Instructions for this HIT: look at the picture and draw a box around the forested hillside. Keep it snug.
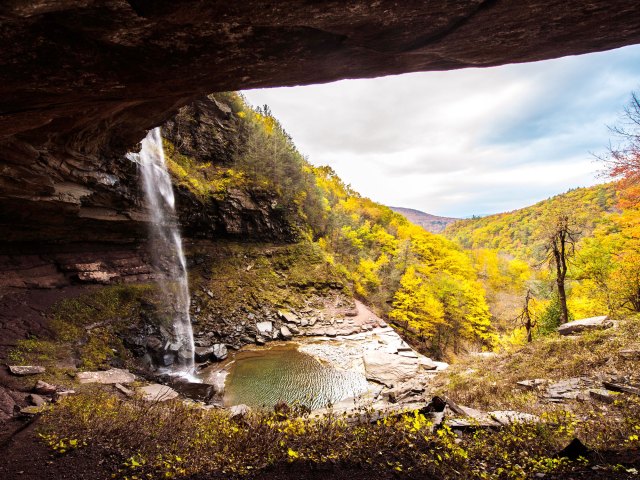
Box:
[388,207,458,233]
[163,92,496,357]
[445,184,617,260]
[443,177,639,344]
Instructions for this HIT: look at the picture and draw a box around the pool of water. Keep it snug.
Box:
[223,343,369,410]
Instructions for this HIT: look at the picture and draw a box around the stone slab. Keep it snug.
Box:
[76,368,135,384]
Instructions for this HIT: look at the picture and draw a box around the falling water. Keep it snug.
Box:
[127,127,196,379]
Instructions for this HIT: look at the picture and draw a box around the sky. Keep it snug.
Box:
[243,44,640,218]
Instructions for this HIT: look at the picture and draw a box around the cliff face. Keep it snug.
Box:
[0,95,296,297]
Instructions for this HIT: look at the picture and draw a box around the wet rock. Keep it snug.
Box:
[34,380,57,395]
[145,336,164,352]
[171,382,216,403]
[8,365,46,376]
[557,316,613,335]
[280,325,293,340]
[212,344,228,361]
[195,346,214,362]
[162,353,176,367]
[256,321,273,336]
[194,338,213,348]
[255,336,266,346]
[77,368,135,384]
[363,350,419,387]
[138,384,179,402]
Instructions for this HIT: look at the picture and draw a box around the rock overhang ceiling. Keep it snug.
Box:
[2,0,640,156]
[1,0,640,245]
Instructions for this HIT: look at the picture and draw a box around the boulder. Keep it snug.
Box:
[8,365,46,376]
[326,327,337,338]
[256,321,273,336]
[280,325,293,340]
[363,350,419,387]
[161,353,176,367]
[138,384,179,402]
[212,344,228,361]
[195,346,214,362]
[76,368,135,384]
[557,316,613,336]
[145,336,164,352]
[194,338,213,348]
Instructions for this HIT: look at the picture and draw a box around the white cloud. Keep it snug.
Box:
[243,44,640,217]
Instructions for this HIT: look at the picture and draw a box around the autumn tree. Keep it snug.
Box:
[599,90,640,313]
[603,91,640,207]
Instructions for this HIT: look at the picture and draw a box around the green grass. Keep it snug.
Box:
[39,392,617,480]
[9,284,155,372]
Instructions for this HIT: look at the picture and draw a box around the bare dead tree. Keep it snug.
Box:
[542,210,580,324]
[515,289,536,342]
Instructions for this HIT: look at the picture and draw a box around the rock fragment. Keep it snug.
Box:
[138,384,179,402]
[8,366,45,376]
[76,368,135,384]
[34,380,57,395]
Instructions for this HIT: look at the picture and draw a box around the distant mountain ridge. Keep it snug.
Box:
[389,207,458,233]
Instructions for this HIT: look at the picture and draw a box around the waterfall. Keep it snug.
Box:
[128,127,196,380]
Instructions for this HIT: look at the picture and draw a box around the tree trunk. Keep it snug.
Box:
[557,277,569,324]
[553,239,569,324]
